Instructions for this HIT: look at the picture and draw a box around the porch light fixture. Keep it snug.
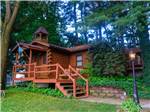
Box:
[129,50,140,104]
[129,51,136,60]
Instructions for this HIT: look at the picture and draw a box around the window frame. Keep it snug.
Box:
[76,54,83,67]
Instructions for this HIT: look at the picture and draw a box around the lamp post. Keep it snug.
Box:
[129,51,140,104]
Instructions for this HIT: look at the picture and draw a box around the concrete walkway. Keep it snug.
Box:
[80,96,150,110]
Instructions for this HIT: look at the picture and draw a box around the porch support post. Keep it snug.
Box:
[16,52,18,64]
[28,49,32,78]
[12,66,16,86]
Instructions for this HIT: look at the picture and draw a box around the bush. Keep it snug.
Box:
[121,98,141,112]
[80,63,94,76]
[90,42,126,76]
[77,76,150,99]
[13,82,64,97]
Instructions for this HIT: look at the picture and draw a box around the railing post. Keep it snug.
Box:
[28,64,30,78]
[73,80,76,97]
[56,63,59,81]
[86,81,89,97]
[12,66,15,86]
[34,63,36,80]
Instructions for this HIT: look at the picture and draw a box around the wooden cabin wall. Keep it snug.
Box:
[69,50,88,69]
[51,49,69,68]
[32,51,47,65]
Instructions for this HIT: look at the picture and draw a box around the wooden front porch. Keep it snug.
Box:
[12,63,89,98]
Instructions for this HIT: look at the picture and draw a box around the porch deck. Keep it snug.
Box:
[12,63,89,98]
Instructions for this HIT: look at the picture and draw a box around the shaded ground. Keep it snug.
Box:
[1,88,116,112]
[80,96,150,111]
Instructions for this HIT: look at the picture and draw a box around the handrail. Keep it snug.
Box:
[13,63,36,79]
[69,65,89,97]
[69,65,88,82]
[14,63,35,67]
[57,63,76,97]
[35,64,57,68]
[57,64,75,81]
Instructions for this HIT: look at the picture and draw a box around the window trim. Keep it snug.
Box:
[76,54,83,67]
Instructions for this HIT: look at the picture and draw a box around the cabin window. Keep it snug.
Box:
[76,55,83,67]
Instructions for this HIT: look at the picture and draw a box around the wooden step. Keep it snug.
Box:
[57,79,72,83]
[71,74,78,77]
[63,85,73,89]
[68,91,86,96]
[60,83,73,85]
[76,91,85,95]
[59,74,67,77]
[66,88,82,93]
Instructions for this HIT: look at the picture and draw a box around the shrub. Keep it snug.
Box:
[77,76,150,99]
[90,42,126,76]
[14,82,64,97]
[121,98,141,112]
[80,63,94,76]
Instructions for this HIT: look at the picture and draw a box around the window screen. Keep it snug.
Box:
[76,55,83,67]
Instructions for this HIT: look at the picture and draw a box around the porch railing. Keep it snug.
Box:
[13,63,89,97]
[68,65,89,97]
[13,63,36,80]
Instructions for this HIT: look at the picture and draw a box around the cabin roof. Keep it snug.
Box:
[66,45,91,52]
[31,41,91,53]
[124,48,141,54]
[34,26,48,35]
[12,43,47,52]
[12,41,91,53]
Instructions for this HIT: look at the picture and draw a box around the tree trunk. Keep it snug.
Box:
[1,1,19,90]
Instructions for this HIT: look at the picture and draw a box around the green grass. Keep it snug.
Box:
[1,88,116,112]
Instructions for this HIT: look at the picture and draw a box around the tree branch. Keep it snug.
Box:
[5,1,11,24]
[8,1,20,29]
[2,1,11,38]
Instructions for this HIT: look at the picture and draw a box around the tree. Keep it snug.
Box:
[1,1,20,90]
[86,1,150,83]
[91,42,125,76]
[10,1,60,47]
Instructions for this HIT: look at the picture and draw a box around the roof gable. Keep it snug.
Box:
[34,27,48,35]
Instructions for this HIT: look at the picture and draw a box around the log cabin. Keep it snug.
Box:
[12,27,144,98]
[12,27,90,98]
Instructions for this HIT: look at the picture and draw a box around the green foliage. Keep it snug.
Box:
[13,82,64,97]
[91,42,126,76]
[80,63,94,76]
[121,99,141,112]
[9,1,61,48]
[78,76,150,99]
[86,2,150,85]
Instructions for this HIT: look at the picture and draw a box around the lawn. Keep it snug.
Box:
[1,88,116,112]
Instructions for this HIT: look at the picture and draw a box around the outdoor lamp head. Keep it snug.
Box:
[129,51,136,60]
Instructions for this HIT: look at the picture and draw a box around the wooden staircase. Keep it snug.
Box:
[56,64,88,98]
[60,83,86,97]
